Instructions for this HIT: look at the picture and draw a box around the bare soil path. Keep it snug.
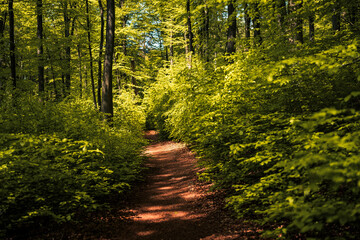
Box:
[70,131,262,240]
[109,131,261,240]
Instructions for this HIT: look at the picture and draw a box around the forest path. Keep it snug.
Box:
[76,131,261,239]
[110,131,260,240]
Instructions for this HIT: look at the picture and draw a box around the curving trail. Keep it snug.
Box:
[112,131,260,240]
[71,131,261,240]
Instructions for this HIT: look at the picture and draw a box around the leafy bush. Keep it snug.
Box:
[145,38,360,238]
[0,92,146,237]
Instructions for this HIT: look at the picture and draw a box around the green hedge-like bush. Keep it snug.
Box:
[145,39,360,238]
[0,91,146,238]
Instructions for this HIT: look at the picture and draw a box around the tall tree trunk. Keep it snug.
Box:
[276,0,286,28]
[169,30,174,65]
[165,45,169,61]
[309,14,315,41]
[47,50,59,100]
[131,59,137,95]
[63,0,71,96]
[186,0,194,53]
[332,0,341,31]
[77,45,83,98]
[204,4,210,61]
[101,0,115,120]
[9,0,16,89]
[37,0,44,94]
[289,0,303,44]
[1,10,7,95]
[226,0,236,54]
[253,3,262,45]
[98,0,105,110]
[244,3,250,39]
[86,0,97,107]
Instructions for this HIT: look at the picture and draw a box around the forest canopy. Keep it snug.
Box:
[1,0,360,238]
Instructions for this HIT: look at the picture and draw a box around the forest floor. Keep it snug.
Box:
[41,131,263,239]
[76,130,263,240]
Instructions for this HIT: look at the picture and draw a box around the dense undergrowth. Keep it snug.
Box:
[145,37,360,239]
[0,91,146,238]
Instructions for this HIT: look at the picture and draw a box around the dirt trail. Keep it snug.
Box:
[111,131,260,240]
[70,131,261,240]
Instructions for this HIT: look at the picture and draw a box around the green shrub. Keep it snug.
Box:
[0,91,146,237]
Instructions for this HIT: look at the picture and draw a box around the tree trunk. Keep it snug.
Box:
[289,0,303,44]
[309,14,315,41]
[86,0,97,107]
[101,0,115,120]
[253,3,262,45]
[63,0,71,96]
[226,0,236,54]
[1,9,7,95]
[170,30,174,65]
[47,50,59,100]
[244,3,250,39]
[131,59,137,95]
[332,0,341,31]
[186,0,194,53]
[77,45,83,98]
[9,0,16,89]
[276,0,286,28]
[37,0,44,94]
[97,0,105,110]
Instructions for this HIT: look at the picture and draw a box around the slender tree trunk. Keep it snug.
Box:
[77,45,83,98]
[253,3,262,45]
[289,0,303,44]
[37,0,44,94]
[61,73,65,96]
[9,0,16,89]
[98,0,105,110]
[1,10,7,95]
[131,59,137,95]
[296,1,303,43]
[63,1,71,96]
[244,3,250,39]
[226,0,236,54]
[276,0,286,28]
[204,4,210,61]
[47,50,59,100]
[165,45,169,61]
[309,14,315,41]
[85,0,97,107]
[101,0,115,120]
[186,0,194,53]
[332,0,341,31]
[170,30,174,65]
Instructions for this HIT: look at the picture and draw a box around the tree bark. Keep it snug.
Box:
[37,0,44,94]
[244,3,250,39]
[101,0,115,120]
[332,0,341,31]
[63,0,71,96]
[9,0,16,89]
[289,0,303,44]
[98,0,105,110]
[253,3,262,45]
[309,14,315,41]
[86,0,97,107]
[170,29,174,65]
[131,59,137,95]
[1,9,7,95]
[186,0,194,53]
[226,0,236,54]
[77,45,83,98]
[276,0,286,28]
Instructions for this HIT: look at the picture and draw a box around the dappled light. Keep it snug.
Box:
[1,0,359,239]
